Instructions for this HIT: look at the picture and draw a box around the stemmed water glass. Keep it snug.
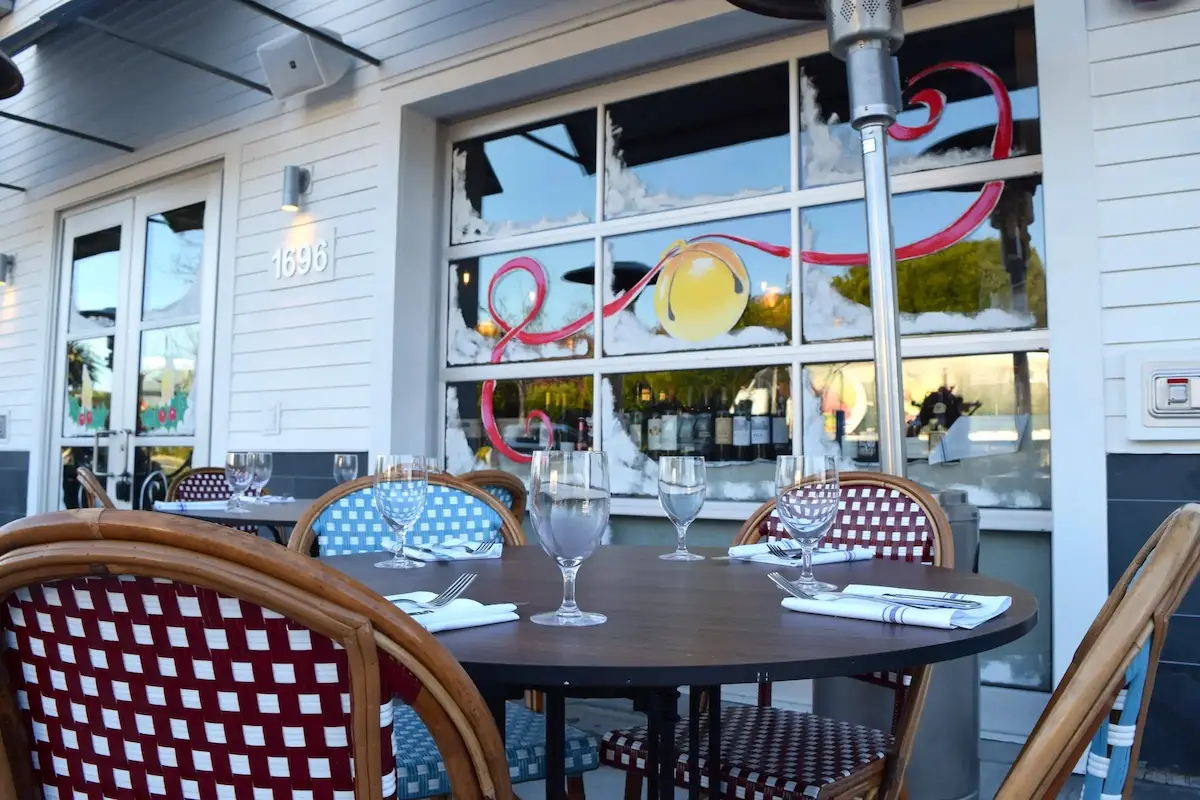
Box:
[657,456,706,561]
[774,455,840,592]
[248,452,273,502]
[373,455,429,570]
[224,452,253,513]
[529,450,610,627]
[333,454,359,484]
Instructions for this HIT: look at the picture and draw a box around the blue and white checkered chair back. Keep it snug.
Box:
[312,484,507,557]
[482,485,515,510]
[1082,642,1151,799]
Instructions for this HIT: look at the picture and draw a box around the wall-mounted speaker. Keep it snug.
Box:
[257,27,351,100]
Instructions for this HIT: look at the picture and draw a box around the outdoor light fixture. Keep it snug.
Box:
[281,165,311,212]
[727,0,920,477]
[0,254,14,286]
[0,50,23,100]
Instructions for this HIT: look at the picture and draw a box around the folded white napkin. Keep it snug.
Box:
[384,538,504,562]
[153,500,231,512]
[781,584,1012,630]
[257,496,295,504]
[385,592,518,633]
[729,540,875,567]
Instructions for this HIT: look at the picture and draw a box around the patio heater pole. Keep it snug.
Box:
[826,2,908,477]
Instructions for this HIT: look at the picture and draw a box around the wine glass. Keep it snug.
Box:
[248,452,273,502]
[774,455,840,592]
[224,452,253,513]
[657,456,706,561]
[373,455,429,570]
[333,454,359,484]
[529,450,610,627]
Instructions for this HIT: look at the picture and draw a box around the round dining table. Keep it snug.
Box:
[323,546,1038,800]
[157,499,317,528]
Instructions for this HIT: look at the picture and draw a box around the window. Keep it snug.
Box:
[441,9,1045,511]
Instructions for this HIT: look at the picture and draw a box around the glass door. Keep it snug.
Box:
[52,173,221,510]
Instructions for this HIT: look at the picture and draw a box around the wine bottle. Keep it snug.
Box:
[660,391,679,457]
[772,386,790,457]
[559,397,575,452]
[678,390,696,456]
[577,415,589,451]
[732,398,752,461]
[693,389,714,459]
[714,389,734,461]
[751,394,772,461]
[628,390,646,452]
[646,393,663,459]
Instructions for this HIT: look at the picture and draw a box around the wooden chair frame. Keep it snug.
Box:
[0,508,514,800]
[456,470,528,520]
[996,503,1200,798]
[724,472,954,800]
[75,465,115,509]
[289,472,527,555]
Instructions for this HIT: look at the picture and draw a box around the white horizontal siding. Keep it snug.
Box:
[1086,0,1200,453]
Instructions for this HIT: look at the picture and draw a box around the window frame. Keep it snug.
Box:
[437,6,1048,528]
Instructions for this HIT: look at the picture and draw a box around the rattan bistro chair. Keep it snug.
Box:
[602,472,952,800]
[457,470,528,520]
[0,508,513,800]
[75,466,115,509]
[290,473,598,799]
[995,504,1200,798]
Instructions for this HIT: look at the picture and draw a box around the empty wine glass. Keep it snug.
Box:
[333,454,358,484]
[657,456,706,561]
[224,452,253,514]
[248,452,273,502]
[774,455,840,592]
[530,450,610,627]
[373,455,429,570]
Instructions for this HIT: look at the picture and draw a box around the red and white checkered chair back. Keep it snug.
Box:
[3,575,398,798]
[168,467,261,503]
[743,472,951,568]
[0,509,516,800]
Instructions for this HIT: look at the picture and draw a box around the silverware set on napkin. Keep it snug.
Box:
[766,571,982,610]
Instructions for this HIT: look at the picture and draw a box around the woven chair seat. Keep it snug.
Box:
[394,699,598,798]
[601,706,893,799]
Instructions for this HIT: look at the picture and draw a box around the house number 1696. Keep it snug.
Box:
[272,240,330,278]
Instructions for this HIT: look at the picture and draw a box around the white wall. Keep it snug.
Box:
[1087,0,1200,453]
[0,0,668,513]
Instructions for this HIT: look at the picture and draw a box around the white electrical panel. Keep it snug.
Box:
[1125,351,1200,441]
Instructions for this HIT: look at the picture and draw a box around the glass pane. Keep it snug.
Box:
[799,9,1039,187]
[448,240,595,365]
[61,446,108,510]
[602,366,792,500]
[605,64,790,219]
[137,325,199,436]
[63,336,114,437]
[603,213,792,356]
[133,446,193,510]
[802,179,1045,342]
[446,376,594,479]
[451,109,596,244]
[69,227,121,333]
[802,353,1050,509]
[979,530,1052,691]
[143,202,205,321]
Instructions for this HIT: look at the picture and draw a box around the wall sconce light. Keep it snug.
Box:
[281,165,311,212]
[0,254,13,286]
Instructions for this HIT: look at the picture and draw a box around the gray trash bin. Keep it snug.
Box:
[812,488,981,800]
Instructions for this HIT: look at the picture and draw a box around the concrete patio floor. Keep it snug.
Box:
[506,698,1200,799]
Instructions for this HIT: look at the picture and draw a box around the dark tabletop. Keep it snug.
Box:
[323,546,1038,688]
[158,499,317,527]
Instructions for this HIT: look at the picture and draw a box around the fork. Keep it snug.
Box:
[466,538,499,555]
[387,573,477,610]
[766,543,805,560]
[766,572,976,610]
